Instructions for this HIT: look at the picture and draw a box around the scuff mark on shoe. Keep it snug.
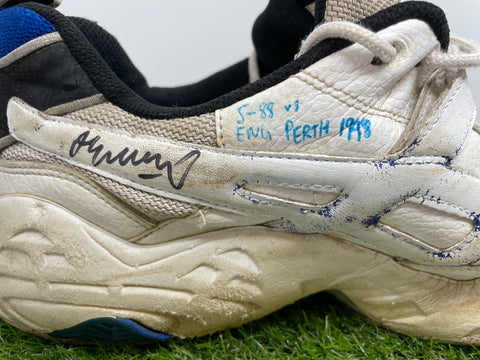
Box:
[362,214,382,228]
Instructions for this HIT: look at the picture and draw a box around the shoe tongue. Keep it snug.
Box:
[252,0,400,77]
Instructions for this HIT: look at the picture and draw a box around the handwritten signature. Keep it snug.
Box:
[69,131,201,190]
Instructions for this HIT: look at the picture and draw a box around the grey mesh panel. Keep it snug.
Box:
[65,103,218,147]
[0,143,199,221]
[325,0,400,22]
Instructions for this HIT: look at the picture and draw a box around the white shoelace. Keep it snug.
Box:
[297,21,480,69]
[248,21,480,83]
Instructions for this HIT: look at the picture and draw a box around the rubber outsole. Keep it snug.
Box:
[2,190,480,344]
[49,317,171,343]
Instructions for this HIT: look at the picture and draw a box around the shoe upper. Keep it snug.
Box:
[1,0,480,280]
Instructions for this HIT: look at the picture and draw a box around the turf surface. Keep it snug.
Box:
[0,293,478,359]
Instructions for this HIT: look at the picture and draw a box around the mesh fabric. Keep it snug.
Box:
[324,0,401,23]
[65,102,218,147]
[0,143,199,221]
[0,7,55,58]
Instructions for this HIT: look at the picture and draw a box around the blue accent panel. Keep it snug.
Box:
[49,317,172,343]
[0,7,55,58]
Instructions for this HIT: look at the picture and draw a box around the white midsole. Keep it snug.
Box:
[1,191,480,344]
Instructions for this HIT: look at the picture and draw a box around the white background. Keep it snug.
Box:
[59,0,479,117]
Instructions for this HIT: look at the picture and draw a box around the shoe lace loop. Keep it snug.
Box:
[298,21,480,70]
[297,21,397,63]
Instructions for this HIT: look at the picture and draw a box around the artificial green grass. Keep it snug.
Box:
[0,293,478,360]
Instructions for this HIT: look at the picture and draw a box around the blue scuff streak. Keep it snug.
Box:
[470,212,480,232]
[318,209,332,218]
[363,214,382,228]
[433,253,453,260]
[374,161,396,170]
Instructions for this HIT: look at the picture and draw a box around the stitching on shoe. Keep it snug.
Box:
[0,162,154,226]
[456,106,478,156]
[385,194,475,221]
[413,78,464,148]
[234,181,342,207]
[405,78,465,155]
[216,110,225,148]
[297,70,410,124]
[17,109,451,165]
[15,101,461,165]
[414,196,474,219]
[244,180,341,192]
[1,143,200,219]
[374,195,479,253]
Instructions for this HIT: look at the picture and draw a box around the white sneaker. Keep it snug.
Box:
[0,0,479,344]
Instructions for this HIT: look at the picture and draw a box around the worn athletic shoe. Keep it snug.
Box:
[0,0,479,344]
